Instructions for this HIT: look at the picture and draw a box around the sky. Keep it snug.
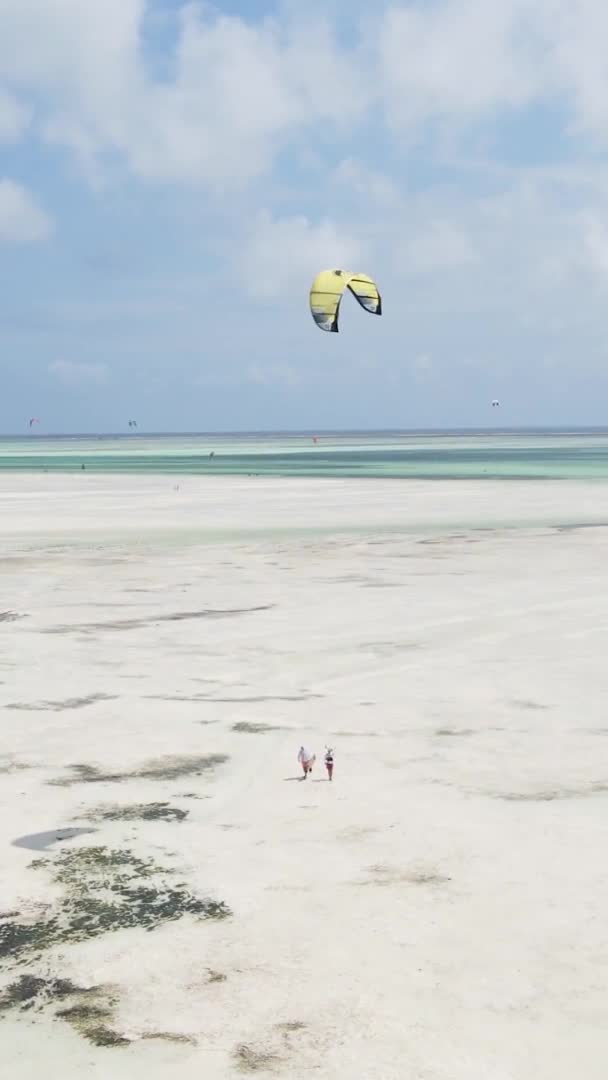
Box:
[2,0,608,433]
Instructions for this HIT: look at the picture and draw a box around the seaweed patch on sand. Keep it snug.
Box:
[0,845,230,963]
[495,782,608,801]
[140,1032,195,1045]
[85,802,188,823]
[208,694,322,703]
[509,699,550,711]
[6,693,117,712]
[146,694,218,703]
[233,1022,305,1074]
[358,863,451,887]
[435,728,476,738]
[49,753,229,787]
[231,722,284,734]
[234,1043,282,1073]
[0,757,29,775]
[334,730,380,738]
[206,969,227,983]
[44,605,275,634]
[148,693,319,704]
[0,975,128,1047]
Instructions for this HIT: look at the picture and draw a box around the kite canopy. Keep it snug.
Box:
[309,269,382,333]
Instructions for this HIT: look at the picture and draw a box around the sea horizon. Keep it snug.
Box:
[4,424,608,439]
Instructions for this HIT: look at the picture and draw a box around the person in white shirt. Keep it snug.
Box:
[297,745,315,778]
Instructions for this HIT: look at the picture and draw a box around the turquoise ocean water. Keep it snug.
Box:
[2,430,608,479]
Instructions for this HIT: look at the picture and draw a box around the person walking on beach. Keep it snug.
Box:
[324,746,334,781]
[298,745,315,778]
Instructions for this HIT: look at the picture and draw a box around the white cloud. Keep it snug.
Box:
[580,213,608,279]
[48,360,109,387]
[373,0,608,149]
[0,87,30,142]
[0,179,52,243]
[238,211,362,299]
[0,1,368,187]
[0,0,144,177]
[125,10,367,186]
[3,0,608,189]
[377,0,542,130]
[537,0,608,141]
[405,220,478,274]
[331,159,402,207]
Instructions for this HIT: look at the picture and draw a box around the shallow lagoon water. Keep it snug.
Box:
[3,429,608,479]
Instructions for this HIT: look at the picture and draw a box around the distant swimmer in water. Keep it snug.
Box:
[324,746,334,781]
[297,745,315,779]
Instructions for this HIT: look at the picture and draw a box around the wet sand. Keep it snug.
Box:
[1,474,608,1078]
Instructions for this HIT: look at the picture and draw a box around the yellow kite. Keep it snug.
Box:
[309,269,382,333]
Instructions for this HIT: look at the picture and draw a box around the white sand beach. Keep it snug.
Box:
[2,474,608,1078]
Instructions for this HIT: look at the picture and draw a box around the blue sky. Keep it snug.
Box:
[2,0,608,433]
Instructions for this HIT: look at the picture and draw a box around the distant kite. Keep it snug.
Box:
[491,400,500,408]
[128,419,138,429]
[309,269,382,333]
[29,417,40,428]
